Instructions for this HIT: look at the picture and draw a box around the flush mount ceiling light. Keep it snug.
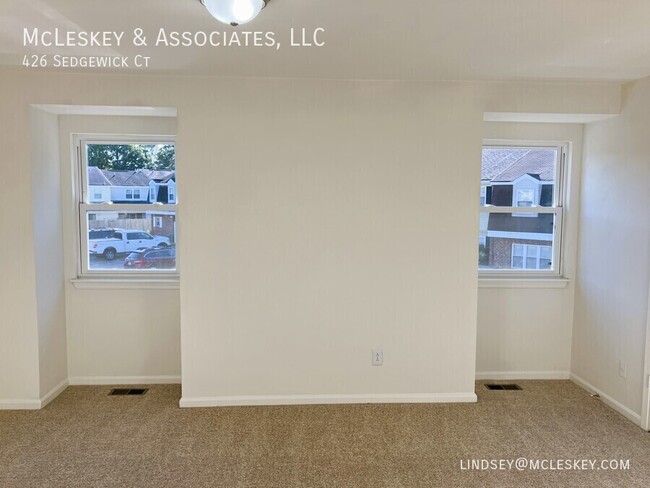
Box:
[200,0,268,26]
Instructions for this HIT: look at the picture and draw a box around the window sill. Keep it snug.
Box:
[478,277,569,289]
[70,278,180,290]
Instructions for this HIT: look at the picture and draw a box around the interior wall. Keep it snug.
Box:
[57,115,181,383]
[29,107,68,399]
[0,83,41,406]
[179,80,484,405]
[572,76,650,422]
[476,122,584,378]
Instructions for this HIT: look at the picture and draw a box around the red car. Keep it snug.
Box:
[124,247,176,269]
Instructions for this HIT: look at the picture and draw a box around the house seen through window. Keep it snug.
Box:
[479,144,565,274]
[77,137,177,274]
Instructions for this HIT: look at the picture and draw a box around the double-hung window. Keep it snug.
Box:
[479,142,566,276]
[75,135,177,277]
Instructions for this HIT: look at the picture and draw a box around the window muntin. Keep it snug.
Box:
[479,143,565,276]
[76,136,177,276]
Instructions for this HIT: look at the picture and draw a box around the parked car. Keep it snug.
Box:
[124,247,176,269]
[89,229,171,260]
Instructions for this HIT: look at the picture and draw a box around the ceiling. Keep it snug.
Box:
[2,0,650,82]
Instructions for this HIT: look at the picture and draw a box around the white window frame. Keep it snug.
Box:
[74,134,178,279]
[480,185,487,206]
[480,140,567,278]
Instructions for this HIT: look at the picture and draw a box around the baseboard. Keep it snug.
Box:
[570,373,641,426]
[179,392,478,408]
[476,371,570,380]
[0,399,41,410]
[68,375,181,385]
[40,378,69,408]
[1,376,179,410]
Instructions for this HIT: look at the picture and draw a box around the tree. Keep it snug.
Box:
[88,144,152,170]
[154,144,175,170]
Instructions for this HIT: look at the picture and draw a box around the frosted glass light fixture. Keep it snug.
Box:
[200,0,267,26]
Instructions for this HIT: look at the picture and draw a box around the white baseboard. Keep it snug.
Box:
[1,376,179,410]
[0,399,41,410]
[40,378,69,408]
[570,373,641,426]
[179,392,478,408]
[476,371,570,380]
[68,375,181,385]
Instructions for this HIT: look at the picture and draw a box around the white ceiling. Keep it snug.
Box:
[2,0,650,82]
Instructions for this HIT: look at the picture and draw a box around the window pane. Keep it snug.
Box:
[517,189,534,207]
[86,210,176,271]
[481,147,557,208]
[479,211,556,271]
[526,245,538,255]
[539,245,552,269]
[86,143,176,204]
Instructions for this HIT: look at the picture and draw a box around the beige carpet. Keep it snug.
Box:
[1,381,649,487]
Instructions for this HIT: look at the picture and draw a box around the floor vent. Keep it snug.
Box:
[485,384,522,391]
[109,388,149,396]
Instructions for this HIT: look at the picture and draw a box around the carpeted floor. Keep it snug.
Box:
[1,381,649,487]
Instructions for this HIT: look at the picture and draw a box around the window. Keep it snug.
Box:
[512,244,552,270]
[76,136,177,276]
[169,187,175,203]
[515,189,534,207]
[479,142,566,276]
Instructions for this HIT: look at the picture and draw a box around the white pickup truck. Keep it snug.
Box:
[89,229,171,260]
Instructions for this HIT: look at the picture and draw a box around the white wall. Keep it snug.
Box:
[29,107,68,401]
[0,90,41,407]
[572,76,650,422]
[0,70,621,407]
[57,115,181,383]
[179,80,483,405]
[477,122,584,379]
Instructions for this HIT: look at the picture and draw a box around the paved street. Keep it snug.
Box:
[89,254,129,270]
